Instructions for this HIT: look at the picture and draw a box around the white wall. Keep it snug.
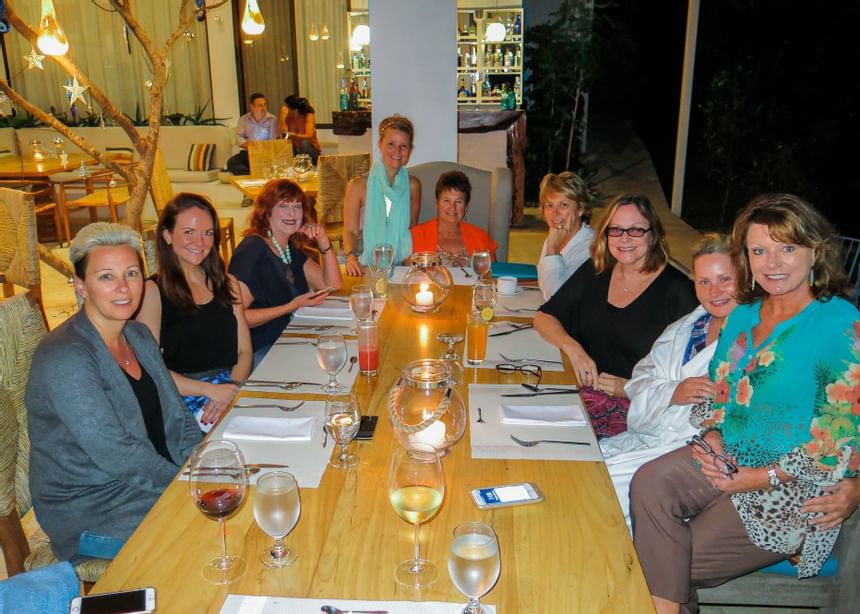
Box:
[369,0,458,164]
[207,1,241,128]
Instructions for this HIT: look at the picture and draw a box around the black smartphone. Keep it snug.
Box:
[355,415,378,440]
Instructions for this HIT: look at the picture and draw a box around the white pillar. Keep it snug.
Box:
[369,0,458,164]
[206,1,241,128]
[671,0,700,216]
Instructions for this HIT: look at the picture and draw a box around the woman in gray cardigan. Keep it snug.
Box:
[26,223,201,563]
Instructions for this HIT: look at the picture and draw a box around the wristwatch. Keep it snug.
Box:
[767,465,781,490]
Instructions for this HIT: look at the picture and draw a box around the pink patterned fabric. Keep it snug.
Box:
[580,386,630,438]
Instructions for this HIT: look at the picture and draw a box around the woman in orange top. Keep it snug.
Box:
[279,95,322,164]
[410,171,497,266]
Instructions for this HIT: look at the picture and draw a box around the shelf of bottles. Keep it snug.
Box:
[457,9,523,108]
[343,11,372,110]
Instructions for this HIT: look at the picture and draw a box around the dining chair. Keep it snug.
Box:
[0,187,49,327]
[248,139,293,177]
[840,235,859,305]
[0,293,108,585]
[316,153,371,246]
[0,180,63,246]
[144,148,236,264]
[54,167,132,246]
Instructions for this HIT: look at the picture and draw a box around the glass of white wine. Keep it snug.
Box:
[388,443,445,588]
[253,471,301,567]
[349,284,374,322]
[470,250,492,280]
[472,279,497,316]
[326,393,361,468]
[448,522,501,614]
[316,333,347,394]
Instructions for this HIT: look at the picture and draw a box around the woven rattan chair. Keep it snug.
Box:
[316,153,371,246]
[248,139,293,177]
[0,187,48,327]
[54,168,132,244]
[0,293,108,584]
[144,149,236,264]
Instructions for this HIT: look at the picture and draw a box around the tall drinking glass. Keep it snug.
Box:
[470,250,491,280]
[465,312,489,366]
[349,284,374,322]
[373,243,394,272]
[448,522,501,614]
[316,333,348,393]
[254,471,301,567]
[188,440,248,584]
[388,443,445,588]
[325,393,361,468]
[472,279,497,321]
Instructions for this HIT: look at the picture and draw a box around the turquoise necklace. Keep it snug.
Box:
[268,229,292,266]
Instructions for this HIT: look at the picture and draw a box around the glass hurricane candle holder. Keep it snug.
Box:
[388,359,466,457]
[402,252,454,313]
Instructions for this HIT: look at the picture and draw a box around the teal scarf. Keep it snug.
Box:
[361,161,412,265]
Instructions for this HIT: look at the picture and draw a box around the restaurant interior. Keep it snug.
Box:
[0,1,857,613]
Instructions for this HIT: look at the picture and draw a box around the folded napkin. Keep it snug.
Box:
[223,416,315,441]
[500,404,587,426]
[238,178,268,187]
[293,305,354,320]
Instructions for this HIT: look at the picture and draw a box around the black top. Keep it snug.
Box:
[539,259,698,379]
[155,275,238,375]
[123,364,173,462]
[228,234,309,351]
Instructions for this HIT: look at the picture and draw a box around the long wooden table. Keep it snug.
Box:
[228,173,320,200]
[92,283,652,612]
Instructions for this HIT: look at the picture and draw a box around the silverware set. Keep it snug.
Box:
[499,352,562,365]
[500,305,538,313]
[231,401,306,413]
[488,322,534,337]
[510,434,590,447]
[243,380,322,390]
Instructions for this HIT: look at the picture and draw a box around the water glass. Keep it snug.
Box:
[254,471,300,567]
[465,312,489,366]
[470,250,492,280]
[370,268,389,298]
[373,243,394,272]
[448,522,501,614]
[325,393,361,468]
[357,321,379,376]
[316,333,347,393]
[472,279,497,315]
[349,284,374,322]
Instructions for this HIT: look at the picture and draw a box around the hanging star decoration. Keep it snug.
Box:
[24,47,45,70]
[63,74,90,108]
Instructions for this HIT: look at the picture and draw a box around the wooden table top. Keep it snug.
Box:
[92,282,652,612]
[228,173,320,200]
[0,154,92,178]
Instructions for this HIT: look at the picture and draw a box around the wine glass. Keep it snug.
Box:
[292,153,312,177]
[472,279,497,318]
[388,443,445,588]
[436,331,465,385]
[470,250,491,280]
[188,439,248,584]
[316,333,348,394]
[325,393,361,468]
[448,522,501,614]
[373,243,394,273]
[254,471,301,567]
[349,284,374,322]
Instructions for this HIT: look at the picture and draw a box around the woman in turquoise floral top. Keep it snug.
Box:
[630,194,860,614]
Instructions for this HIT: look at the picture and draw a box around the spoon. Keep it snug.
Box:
[348,355,358,373]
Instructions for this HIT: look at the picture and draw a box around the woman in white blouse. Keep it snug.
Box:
[537,172,595,301]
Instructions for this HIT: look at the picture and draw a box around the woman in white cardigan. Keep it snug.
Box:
[536,172,595,301]
[600,234,737,528]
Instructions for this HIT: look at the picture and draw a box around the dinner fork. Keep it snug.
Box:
[501,304,538,313]
[243,380,321,390]
[499,353,563,366]
[460,267,473,278]
[232,401,306,412]
[510,434,590,447]
[275,340,318,346]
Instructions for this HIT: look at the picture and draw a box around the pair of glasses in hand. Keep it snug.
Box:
[687,434,738,476]
[496,363,542,388]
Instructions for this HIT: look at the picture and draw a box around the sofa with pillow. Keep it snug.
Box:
[156,125,235,183]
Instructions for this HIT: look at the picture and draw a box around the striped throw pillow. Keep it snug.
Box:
[186,143,215,171]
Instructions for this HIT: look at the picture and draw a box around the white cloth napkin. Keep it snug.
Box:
[223,416,314,441]
[293,305,354,320]
[500,404,587,426]
[219,595,496,614]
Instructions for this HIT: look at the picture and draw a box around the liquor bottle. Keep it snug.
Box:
[499,84,508,109]
[507,86,517,110]
[514,48,522,68]
[360,78,369,99]
[514,14,522,36]
[470,79,477,97]
[349,79,359,110]
[339,77,349,111]
[504,48,513,68]
[470,48,477,66]
[358,50,367,70]
[484,46,491,67]
[494,45,502,67]
[457,46,463,67]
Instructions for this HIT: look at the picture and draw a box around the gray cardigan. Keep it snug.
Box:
[25,310,202,562]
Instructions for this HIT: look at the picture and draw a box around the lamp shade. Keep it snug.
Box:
[241,0,265,35]
[37,0,69,56]
[485,21,506,43]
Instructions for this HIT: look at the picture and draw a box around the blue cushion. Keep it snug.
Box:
[0,562,79,614]
[759,554,838,577]
[491,262,538,280]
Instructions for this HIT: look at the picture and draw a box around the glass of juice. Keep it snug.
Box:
[357,320,379,376]
[465,311,488,366]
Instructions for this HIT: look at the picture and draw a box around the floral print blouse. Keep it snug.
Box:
[692,297,859,577]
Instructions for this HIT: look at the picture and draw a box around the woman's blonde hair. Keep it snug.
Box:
[731,193,850,304]
[691,233,732,263]
[69,222,143,279]
[590,194,668,273]
[538,172,592,220]
[378,114,415,146]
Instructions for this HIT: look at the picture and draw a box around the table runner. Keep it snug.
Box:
[468,384,601,461]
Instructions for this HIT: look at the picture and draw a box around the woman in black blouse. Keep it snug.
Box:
[137,193,252,431]
[535,194,697,437]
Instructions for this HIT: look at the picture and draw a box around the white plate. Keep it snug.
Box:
[498,288,523,296]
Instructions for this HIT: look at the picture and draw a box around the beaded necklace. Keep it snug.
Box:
[268,229,292,266]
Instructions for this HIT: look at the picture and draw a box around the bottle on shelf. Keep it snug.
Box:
[514,14,522,36]
[349,79,359,110]
[499,83,508,109]
[458,77,470,98]
[494,45,502,68]
[470,47,477,66]
[339,77,349,111]
[504,48,513,68]
[360,78,369,99]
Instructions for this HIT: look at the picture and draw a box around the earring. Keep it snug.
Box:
[166,240,172,245]
[809,268,815,286]
[751,277,756,291]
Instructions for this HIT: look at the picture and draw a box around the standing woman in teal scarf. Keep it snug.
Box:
[343,114,422,276]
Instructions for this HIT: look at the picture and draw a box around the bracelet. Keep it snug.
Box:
[319,243,333,255]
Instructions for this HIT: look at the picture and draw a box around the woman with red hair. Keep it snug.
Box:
[228,179,342,363]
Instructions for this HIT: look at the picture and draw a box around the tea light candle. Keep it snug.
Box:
[33,151,45,162]
[415,282,433,306]
[410,420,446,449]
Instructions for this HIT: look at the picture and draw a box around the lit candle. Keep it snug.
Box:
[415,282,433,306]
[33,151,45,162]
[410,420,446,450]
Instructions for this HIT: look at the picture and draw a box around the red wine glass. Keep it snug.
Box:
[189,439,248,584]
